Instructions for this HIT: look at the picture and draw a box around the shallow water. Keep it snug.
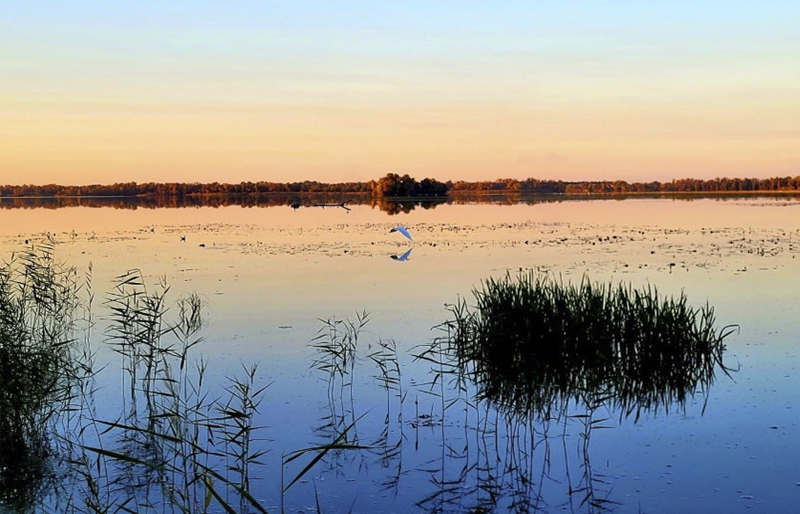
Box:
[1,196,799,512]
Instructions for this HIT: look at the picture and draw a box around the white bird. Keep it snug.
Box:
[390,226,412,241]
[390,248,413,262]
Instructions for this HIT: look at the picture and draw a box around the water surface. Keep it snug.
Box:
[1,195,798,512]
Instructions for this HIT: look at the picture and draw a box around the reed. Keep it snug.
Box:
[0,242,739,512]
[80,270,272,513]
[310,310,369,432]
[367,338,402,421]
[0,241,91,511]
[217,363,270,512]
[446,271,735,422]
[0,246,372,513]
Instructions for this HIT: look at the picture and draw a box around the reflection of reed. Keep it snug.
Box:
[446,271,735,422]
[407,334,603,512]
[0,242,88,512]
[407,402,612,513]
[397,271,736,512]
[79,271,270,513]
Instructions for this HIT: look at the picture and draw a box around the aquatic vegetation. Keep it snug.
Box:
[398,271,737,512]
[74,269,272,513]
[0,248,389,513]
[311,310,369,432]
[444,271,736,421]
[0,241,92,512]
[0,243,738,513]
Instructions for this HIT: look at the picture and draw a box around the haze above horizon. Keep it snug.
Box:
[2,1,799,187]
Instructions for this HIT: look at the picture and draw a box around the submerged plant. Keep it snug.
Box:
[446,271,736,421]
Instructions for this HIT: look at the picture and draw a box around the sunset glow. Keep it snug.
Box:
[2,1,798,185]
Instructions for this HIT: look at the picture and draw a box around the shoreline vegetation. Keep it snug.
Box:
[3,173,800,200]
[0,244,734,512]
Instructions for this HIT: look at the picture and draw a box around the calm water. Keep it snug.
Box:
[1,196,799,513]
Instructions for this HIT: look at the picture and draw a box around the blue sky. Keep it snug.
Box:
[2,1,799,184]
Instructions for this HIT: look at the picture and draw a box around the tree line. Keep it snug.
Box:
[448,176,800,194]
[2,174,800,199]
[0,180,373,198]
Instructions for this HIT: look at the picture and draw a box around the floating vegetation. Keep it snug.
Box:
[444,271,736,421]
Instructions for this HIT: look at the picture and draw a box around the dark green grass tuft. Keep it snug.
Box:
[447,271,735,421]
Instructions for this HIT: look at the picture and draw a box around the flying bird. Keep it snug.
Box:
[390,248,413,262]
[390,226,412,241]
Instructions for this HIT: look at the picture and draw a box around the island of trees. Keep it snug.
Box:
[3,173,800,199]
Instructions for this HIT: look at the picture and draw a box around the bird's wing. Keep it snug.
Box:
[395,226,412,241]
[398,248,413,261]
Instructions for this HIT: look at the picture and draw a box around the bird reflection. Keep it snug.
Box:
[390,248,412,262]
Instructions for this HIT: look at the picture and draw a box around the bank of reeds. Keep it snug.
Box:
[446,271,735,421]
[0,246,377,513]
[0,241,92,511]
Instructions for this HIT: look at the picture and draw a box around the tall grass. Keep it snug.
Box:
[310,310,369,435]
[403,271,736,511]
[0,241,92,511]
[446,271,735,422]
[0,244,738,513]
[73,269,272,513]
[0,246,377,513]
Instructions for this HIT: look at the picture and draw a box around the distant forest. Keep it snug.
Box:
[3,173,800,198]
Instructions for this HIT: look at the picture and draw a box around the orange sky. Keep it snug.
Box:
[2,2,799,185]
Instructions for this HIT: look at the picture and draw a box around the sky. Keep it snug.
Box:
[2,1,799,186]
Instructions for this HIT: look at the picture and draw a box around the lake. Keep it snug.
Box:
[0,195,798,513]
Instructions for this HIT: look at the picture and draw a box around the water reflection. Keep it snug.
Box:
[444,272,734,422]
[399,272,736,512]
[3,192,800,213]
[0,432,54,513]
[390,248,413,261]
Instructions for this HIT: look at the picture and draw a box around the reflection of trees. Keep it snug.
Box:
[0,193,372,210]
[0,194,453,214]
[3,191,800,211]
[370,197,449,215]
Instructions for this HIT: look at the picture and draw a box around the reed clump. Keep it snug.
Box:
[0,242,90,511]
[74,269,271,514]
[448,271,735,421]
